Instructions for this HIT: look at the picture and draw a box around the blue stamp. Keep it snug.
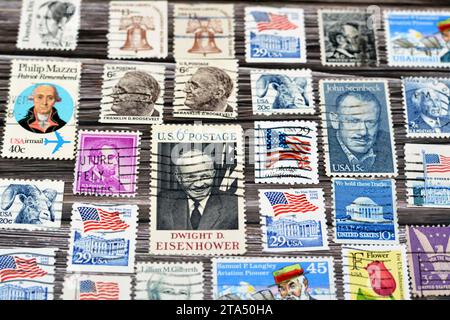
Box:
[320,79,397,176]
[333,178,399,244]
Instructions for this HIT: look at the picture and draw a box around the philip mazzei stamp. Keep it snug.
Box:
[1,59,81,160]
[212,257,336,300]
[63,274,131,300]
[259,188,328,252]
[107,1,168,59]
[135,262,204,300]
[67,203,137,273]
[17,0,81,50]
[245,7,306,63]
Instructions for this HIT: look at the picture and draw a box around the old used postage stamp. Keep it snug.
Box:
[63,274,132,300]
[342,245,410,300]
[332,178,399,244]
[212,257,336,300]
[320,79,397,177]
[406,225,450,297]
[73,130,141,197]
[107,1,168,59]
[99,63,165,124]
[254,121,319,184]
[135,262,204,300]
[17,0,81,50]
[259,188,328,252]
[173,59,238,119]
[0,248,56,300]
[67,203,138,273]
[149,124,246,256]
[385,11,450,68]
[174,3,234,59]
[1,59,81,160]
[250,69,314,115]
[245,6,306,63]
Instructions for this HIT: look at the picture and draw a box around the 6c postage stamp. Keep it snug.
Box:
[67,203,138,273]
[17,0,81,50]
[245,7,306,63]
[135,262,204,300]
[320,79,397,177]
[212,257,336,300]
[107,1,168,59]
[332,178,399,244]
[174,3,234,59]
[149,124,246,256]
[254,121,319,184]
[259,188,328,252]
[99,63,165,124]
[63,274,131,300]
[406,225,450,297]
[1,59,81,160]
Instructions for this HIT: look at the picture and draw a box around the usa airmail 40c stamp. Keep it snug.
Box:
[63,274,132,300]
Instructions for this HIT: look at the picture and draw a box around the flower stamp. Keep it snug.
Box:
[245,7,306,63]
[212,257,336,300]
[149,124,246,256]
[63,274,132,300]
[332,179,399,244]
[259,188,328,252]
[17,0,81,50]
[174,3,234,59]
[320,79,397,177]
[254,121,319,184]
[107,1,168,59]
[406,225,450,297]
[67,203,138,273]
[135,262,204,300]
[1,59,81,160]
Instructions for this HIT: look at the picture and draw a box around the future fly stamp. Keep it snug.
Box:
[1,59,81,160]
[63,274,132,300]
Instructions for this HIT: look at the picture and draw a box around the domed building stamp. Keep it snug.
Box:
[63,274,132,300]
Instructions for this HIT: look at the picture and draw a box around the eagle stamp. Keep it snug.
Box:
[63,274,132,300]
[149,124,246,256]
[1,59,81,160]
[107,1,168,59]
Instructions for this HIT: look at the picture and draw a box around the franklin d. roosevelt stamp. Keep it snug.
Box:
[1,59,81,160]
[149,124,246,256]
[63,274,132,300]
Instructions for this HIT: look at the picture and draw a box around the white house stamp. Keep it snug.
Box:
[62,274,132,300]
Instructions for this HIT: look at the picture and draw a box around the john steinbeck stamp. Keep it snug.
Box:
[63,274,131,300]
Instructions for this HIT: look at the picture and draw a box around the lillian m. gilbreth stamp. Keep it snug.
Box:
[245,6,306,63]
[149,124,246,256]
[99,63,165,124]
[1,59,81,160]
[63,274,132,300]
[320,79,397,177]
[17,0,81,50]
[108,1,168,59]
[174,3,235,59]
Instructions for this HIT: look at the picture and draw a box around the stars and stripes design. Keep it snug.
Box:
[79,280,120,300]
[0,255,47,282]
[78,207,129,233]
[251,11,298,32]
[264,191,318,217]
[425,153,450,173]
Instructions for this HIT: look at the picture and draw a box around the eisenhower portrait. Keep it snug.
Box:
[36,1,76,44]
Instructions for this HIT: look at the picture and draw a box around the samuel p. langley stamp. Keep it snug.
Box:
[245,6,306,63]
[99,63,165,124]
[17,0,81,50]
[108,1,168,59]
[320,79,397,176]
[149,124,246,256]
[1,59,81,160]
[63,274,132,300]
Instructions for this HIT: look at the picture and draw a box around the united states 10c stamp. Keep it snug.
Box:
[63,274,132,300]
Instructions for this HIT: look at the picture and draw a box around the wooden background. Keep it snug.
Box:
[0,0,450,300]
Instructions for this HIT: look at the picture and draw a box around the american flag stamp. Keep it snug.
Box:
[63,274,131,300]
[67,203,138,273]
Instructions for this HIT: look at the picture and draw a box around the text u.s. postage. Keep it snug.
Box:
[63,274,131,300]
[259,188,328,252]
[149,124,246,256]
[1,59,81,160]
[254,121,319,184]
[0,248,56,300]
[67,203,137,273]
[107,1,168,59]
[212,257,336,300]
[406,225,450,297]
[245,6,306,63]
[73,130,141,197]
[174,3,235,59]
[320,79,397,177]
[17,0,81,50]
[99,63,165,124]
[342,245,410,300]
[135,262,204,300]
